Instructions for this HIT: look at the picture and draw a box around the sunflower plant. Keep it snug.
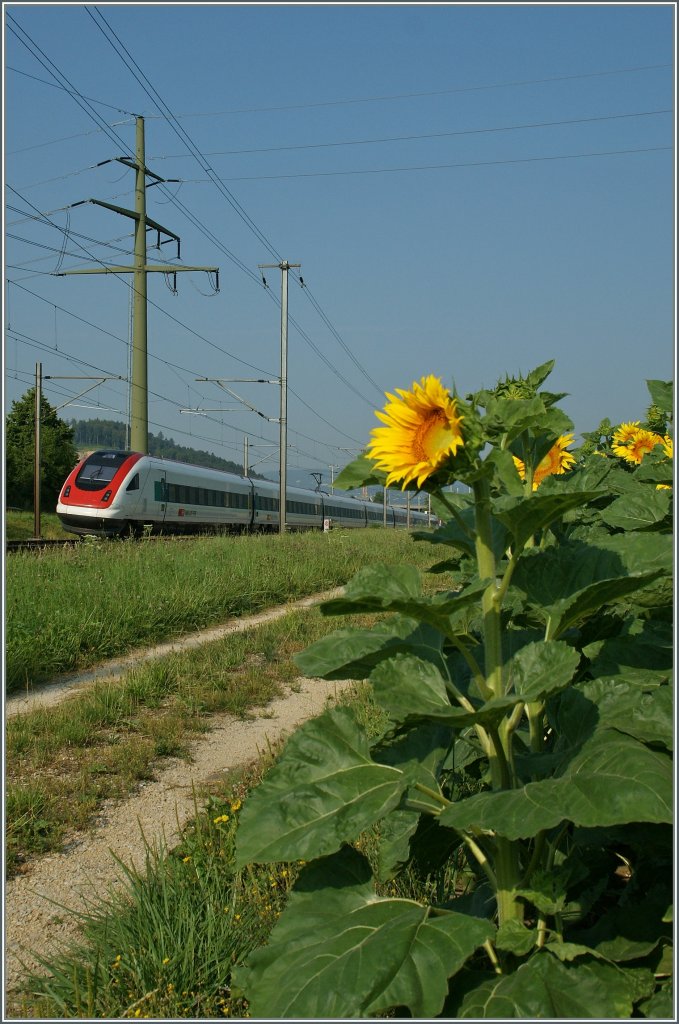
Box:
[233,361,673,1019]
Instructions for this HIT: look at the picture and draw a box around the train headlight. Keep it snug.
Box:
[102,490,112,502]
[63,485,71,497]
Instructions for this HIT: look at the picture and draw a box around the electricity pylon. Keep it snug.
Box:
[57,115,219,453]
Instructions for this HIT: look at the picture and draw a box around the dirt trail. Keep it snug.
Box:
[5,588,343,719]
[4,590,350,1002]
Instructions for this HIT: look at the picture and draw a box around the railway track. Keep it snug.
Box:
[6,532,237,553]
[6,538,81,553]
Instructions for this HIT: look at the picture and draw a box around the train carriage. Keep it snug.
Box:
[57,450,436,537]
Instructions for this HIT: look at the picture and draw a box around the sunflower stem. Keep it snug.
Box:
[472,476,523,926]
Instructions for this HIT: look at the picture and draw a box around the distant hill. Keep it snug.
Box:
[69,418,265,478]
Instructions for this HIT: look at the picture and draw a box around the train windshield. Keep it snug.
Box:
[75,451,132,491]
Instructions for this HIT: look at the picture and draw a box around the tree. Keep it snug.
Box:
[5,389,78,511]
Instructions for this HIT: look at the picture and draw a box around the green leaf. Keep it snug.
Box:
[294,616,443,680]
[495,920,537,956]
[646,378,673,414]
[456,950,651,1018]
[506,640,580,702]
[511,537,670,637]
[238,846,494,1018]
[234,707,406,866]
[440,729,673,839]
[571,887,673,962]
[370,654,520,728]
[372,722,454,878]
[584,625,672,688]
[424,509,508,561]
[493,491,605,551]
[580,679,673,750]
[322,567,492,638]
[333,452,383,490]
[600,489,671,531]
[481,395,547,439]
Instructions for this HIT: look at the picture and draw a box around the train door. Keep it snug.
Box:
[153,471,169,528]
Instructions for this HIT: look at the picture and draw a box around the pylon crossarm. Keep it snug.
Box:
[56,265,219,276]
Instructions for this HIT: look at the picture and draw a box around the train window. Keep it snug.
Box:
[126,474,140,492]
[76,451,131,491]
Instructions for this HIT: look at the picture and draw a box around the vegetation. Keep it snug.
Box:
[5,388,78,511]
[7,369,673,1019]
[10,682,386,1020]
[5,529,433,693]
[231,364,673,1018]
[5,511,71,541]
[5,608,387,878]
[68,418,259,477]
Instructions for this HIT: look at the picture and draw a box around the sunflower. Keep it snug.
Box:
[367,375,464,488]
[513,434,576,490]
[612,424,663,465]
[661,435,673,459]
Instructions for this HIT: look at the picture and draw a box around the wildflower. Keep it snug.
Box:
[513,435,576,490]
[213,814,229,824]
[367,375,464,489]
[230,799,242,812]
[182,855,191,863]
[162,957,170,965]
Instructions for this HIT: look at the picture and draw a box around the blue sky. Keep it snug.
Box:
[4,2,675,487]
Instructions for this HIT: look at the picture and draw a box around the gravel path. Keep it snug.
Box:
[4,591,350,1003]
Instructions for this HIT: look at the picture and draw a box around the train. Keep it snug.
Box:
[56,450,436,537]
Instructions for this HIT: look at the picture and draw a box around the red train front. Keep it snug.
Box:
[57,450,143,536]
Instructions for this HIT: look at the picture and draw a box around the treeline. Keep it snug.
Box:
[69,419,258,477]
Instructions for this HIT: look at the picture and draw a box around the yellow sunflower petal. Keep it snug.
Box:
[367,375,464,489]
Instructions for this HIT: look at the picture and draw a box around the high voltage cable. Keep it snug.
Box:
[8,330,338,467]
[7,11,384,404]
[189,144,672,182]
[150,109,673,161]
[86,6,283,263]
[8,57,671,121]
[152,63,673,119]
[85,6,384,405]
[7,13,383,437]
[5,63,136,114]
[6,184,274,376]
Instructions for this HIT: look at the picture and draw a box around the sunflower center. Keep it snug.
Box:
[413,410,452,462]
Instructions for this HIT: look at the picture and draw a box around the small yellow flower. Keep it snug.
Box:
[230,799,242,812]
[182,855,191,863]
[367,375,465,489]
[162,957,170,965]
[213,814,229,824]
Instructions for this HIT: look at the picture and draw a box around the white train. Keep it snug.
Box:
[56,450,435,537]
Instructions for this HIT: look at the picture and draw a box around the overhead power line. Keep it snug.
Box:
[84,7,383,410]
[191,144,672,182]
[150,108,673,160]
[7,12,382,441]
[149,62,673,119]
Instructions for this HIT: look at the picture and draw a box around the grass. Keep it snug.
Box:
[12,678,472,1020]
[6,528,435,692]
[10,682,424,1020]
[5,607,386,877]
[5,510,72,541]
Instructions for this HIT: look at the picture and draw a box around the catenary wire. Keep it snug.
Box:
[150,108,673,160]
